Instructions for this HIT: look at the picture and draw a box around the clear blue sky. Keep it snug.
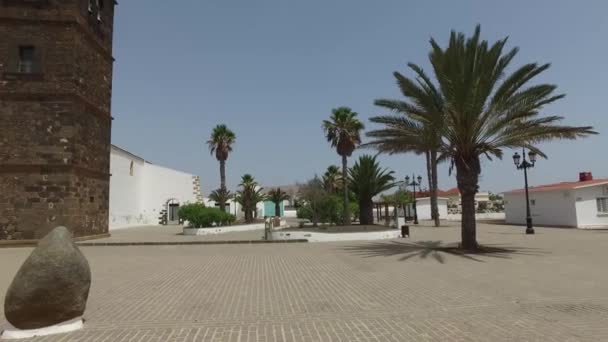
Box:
[111,0,607,195]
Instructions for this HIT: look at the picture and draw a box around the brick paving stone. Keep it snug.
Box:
[1,223,607,341]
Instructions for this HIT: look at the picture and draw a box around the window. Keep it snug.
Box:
[18,46,35,74]
[96,0,103,21]
[597,198,608,214]
[87,0,102,20]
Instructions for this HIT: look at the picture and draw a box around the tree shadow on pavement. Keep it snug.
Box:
[341,240,547,264]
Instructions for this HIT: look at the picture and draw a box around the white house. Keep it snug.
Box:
[408,197,449,220]
[440,188,491,213]
[109,145,202,230]
[504,173,608,229]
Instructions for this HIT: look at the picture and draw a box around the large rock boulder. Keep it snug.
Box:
[4,226,91,329]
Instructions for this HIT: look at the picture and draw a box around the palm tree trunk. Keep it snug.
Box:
[312,203,319,227]
[425,151,435,224]
[342,154,351,226]
[359,199,374,225]
[247,208,253,223]
[455,156,480,250]
[431,149,440,227]
[219,159,227,212]
[275,202,281,217]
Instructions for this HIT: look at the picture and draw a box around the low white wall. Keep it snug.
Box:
[183,220,287,236]
[183,223,265,236]
[271,229,401,242]
[446,212,506,221]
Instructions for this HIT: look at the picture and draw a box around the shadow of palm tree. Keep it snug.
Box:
[341,240,547,264]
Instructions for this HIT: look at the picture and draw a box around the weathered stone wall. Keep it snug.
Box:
[0,0,115,240]
[0,171,108,240]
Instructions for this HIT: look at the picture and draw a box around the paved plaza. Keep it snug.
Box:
[1,223,608,341]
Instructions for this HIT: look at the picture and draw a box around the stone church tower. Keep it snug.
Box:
[0,0,116,239]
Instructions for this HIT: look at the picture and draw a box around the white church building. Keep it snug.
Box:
[109,145,202,230]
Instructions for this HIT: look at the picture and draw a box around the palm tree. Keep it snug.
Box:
[236,174,265,223]
[207,124,236,212]
[208,188,232,212]
[267,188,290,217]
[418,25,595,249]
[322,165,342,194]
[365,64,445,227]
[323,107,365,225]
[349,155,397,224]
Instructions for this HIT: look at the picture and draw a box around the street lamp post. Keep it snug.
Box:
[404,174,423,224]
[513,148,537,235]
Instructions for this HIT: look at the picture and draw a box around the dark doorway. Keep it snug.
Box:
[168,203,180,225]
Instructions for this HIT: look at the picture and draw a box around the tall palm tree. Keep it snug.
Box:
[267,188,290,217]
[323,107,365,225]
[236,174,265,223]
[423,25,595,249]
[322,165,342,194]
[207,124,236,212]
[349,155,397,225]
[365,64,445,227]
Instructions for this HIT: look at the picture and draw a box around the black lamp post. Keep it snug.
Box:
[404,174,423,224]
[513,148,537,235]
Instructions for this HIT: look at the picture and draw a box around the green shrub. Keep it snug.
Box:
[319,195,341,225]
[296,205,314,221]
[179,203,235,228]
[296,195,357,225]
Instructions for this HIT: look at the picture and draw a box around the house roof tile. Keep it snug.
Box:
[504,178,608,194]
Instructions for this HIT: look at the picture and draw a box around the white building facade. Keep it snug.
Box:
[504,174,608,229]
[109,145,202,230]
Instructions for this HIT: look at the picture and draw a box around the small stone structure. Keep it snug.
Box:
[3,227,91,338]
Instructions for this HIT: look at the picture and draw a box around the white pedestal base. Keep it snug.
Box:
[1,317,83,339]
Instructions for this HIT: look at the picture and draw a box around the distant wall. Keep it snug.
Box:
[284,209,298,218]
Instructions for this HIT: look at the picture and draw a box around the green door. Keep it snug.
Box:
[264,201,284,217]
